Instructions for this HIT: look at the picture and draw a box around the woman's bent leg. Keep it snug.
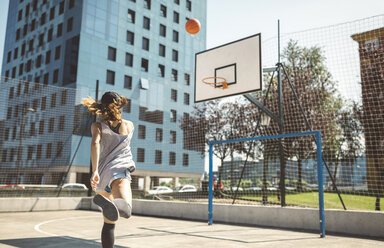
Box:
[111,178,132,219]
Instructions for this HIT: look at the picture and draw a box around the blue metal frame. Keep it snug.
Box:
[208,131,325,237]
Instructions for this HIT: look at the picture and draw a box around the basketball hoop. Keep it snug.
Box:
[202,77,228,89]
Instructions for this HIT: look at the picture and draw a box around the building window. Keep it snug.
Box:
[51,93,57,108]
[21,42,25,56]
[67,17,73,32]
[160,5,167,17]
[172,50,178,62]
[142,37,149,51]
[27,146,34,160]
[169,152,176,165]
[173,11,179,23]
[45,50,51,64]
[156,128,163,142]
[123,99,131,113]
[170,130,176,144]
[39,120,45,134]
[59,1,65,14]
[16,29,20,41]
[137,148,145,162]
[32,99,39,110]
[41,96,47,110]
[48,118,55,132]
[13,47,18,60]
[18,9,23,21]
[58,115,65,131]
[46,143,52,158]
[125,53,133,67]
[4,128,10,141]
[138,125,146,139]
[9,87,14,99]
[186,0,192,11]
[55,45,61,60]
[106,70,115,85]
[40,13,46,25]
[26,59,32,72]
[19,63,24,76]
[7,51,11,63]
[183,153,189,166]
[159,44,166,57]
[173,30,179,42]
[143,17,150,30]
[29,122,36,136]
[171,89,177,101]
[108,46,116,61]
[6,107,12,120]
[126,31,134,45]
[57,23,63,37]
[53,69,59,83]
[56,141,63,157]
[158,64,165,77]
[1,150,7,162]
[28,39,34,51]
[124,75,132,89]
[184,73,190,85]
[43,72,49,85]
[69,0,75,9]
[128,9,135,23]
[172,69,178,81]
[23,24,28,36]
[184,93,190,105]
[50,7,55,20]
[141,58,149,72]
[38,33,44,46]
[143,0,151,9]
[48,28,53,42]
[155,150,162,164]
[170,109,176,122]
[174,0,179,5]
[159,24,166,37]
[36,144,42,160]
[61,90,67,105]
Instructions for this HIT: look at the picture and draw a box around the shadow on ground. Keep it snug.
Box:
[0,236,128,248]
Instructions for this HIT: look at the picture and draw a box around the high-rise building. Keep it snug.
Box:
[0,0,207,190]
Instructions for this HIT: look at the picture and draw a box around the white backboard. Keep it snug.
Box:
[194,33,262,103]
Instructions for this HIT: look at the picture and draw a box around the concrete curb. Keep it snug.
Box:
[0,197,383,238]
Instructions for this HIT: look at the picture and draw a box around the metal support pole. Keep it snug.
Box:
[208,143,214,225]
[316,131,326,238]
[277,20,286,207]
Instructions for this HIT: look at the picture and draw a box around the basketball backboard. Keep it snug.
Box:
[194,33,262,103]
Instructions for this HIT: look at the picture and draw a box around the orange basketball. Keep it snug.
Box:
[185,18,201,35]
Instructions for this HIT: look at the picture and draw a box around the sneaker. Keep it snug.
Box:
[93,194,119,222]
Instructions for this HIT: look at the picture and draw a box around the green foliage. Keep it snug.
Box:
[160,182,173,188]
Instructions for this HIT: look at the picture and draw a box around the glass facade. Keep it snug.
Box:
[1,0,207,185]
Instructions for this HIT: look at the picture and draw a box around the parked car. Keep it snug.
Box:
[247,187,262,191]
[1,184,25,189]
[224,187,243,191]
[148,186,173,195]
[61,183,87,189]
[175,185,197,192]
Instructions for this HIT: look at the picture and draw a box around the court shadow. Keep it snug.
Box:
[0,236,128,248]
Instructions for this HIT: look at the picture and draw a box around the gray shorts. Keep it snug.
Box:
[104,168,132,193]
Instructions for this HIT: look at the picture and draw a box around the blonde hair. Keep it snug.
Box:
[81,94,128,121]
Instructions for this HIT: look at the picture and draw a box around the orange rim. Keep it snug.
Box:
[202,77,228,89]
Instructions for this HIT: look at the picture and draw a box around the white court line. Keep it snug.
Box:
[34,215,98,245]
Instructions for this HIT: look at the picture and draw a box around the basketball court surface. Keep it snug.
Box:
[0,210,382,248]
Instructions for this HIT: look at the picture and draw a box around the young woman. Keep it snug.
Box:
[81,91,135,248]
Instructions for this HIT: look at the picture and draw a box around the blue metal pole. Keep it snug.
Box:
[316,131,326,238]
[208,142,213,225]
